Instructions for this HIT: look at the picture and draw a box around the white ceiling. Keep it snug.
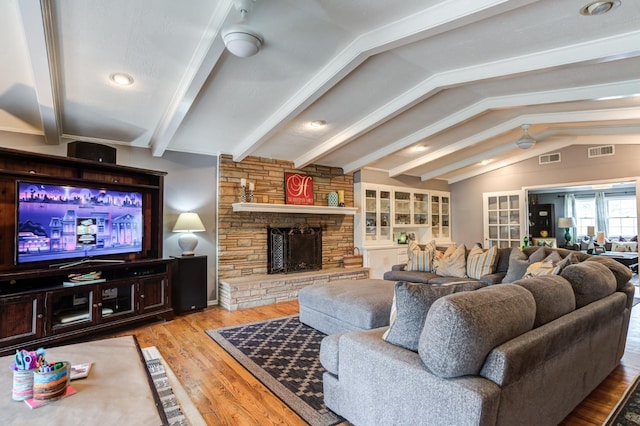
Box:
[2,0,640,183]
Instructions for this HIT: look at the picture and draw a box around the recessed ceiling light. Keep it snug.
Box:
[109,73,134,86]
[309,120,327,128]
[410,145,427,152]
[580,1,621,16]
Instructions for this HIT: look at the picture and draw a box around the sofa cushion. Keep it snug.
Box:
[418,284,535,378]
[319,333,341,375]
[382,280,485,351]
[382,270,436,284]
[515,275,576,327]
[467,245,498,279]
[503,247,529,283]
[435,244,467,278]
[407,240,437,272]
[560,261,617,308]
[585,256,632,290]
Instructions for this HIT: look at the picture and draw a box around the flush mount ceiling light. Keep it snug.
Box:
[223,0,264,58]
[109,73,134,86]
[515,124,536,149]
[580,1,621,16]
[309,120,327,128]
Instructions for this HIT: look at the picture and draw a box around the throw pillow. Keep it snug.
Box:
[524,251,574,277]
[435,244,467,278]
[611,242,638,252]
[524,261,555,277]
[502,247,529,283]
[466,246,498,279]
[527,246,547,263]
[382,280,485,351]
[406,240,437,272]
[552,252,579,275]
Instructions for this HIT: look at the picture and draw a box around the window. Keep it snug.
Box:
[574,196,637,237]
[575,199,595,236]
[607,196,637,237]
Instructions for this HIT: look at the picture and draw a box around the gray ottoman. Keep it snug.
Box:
[298,279,396,335]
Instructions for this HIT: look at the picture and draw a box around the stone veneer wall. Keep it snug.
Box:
[219,155,355,280]
[219,267,369,310]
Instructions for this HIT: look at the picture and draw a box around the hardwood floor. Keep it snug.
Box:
[105,294,640,425]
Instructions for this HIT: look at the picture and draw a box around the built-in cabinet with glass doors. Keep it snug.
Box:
[355,183,451,247]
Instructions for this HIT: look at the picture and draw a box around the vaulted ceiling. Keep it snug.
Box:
[2,0,639,183]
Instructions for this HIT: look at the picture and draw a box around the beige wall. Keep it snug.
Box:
[450,144,640,246]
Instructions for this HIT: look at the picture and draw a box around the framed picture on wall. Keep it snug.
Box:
[285,173,314,205]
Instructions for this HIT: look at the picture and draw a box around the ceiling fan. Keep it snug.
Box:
[222,0,264,58]
[515,124,536,149]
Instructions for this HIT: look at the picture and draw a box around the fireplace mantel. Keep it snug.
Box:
[232,202,357,215]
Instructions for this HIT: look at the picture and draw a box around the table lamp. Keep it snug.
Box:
[558,217,577,247]
[173,212,206,256]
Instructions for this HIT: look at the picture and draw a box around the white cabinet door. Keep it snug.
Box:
[430,191,451,242]
[363,247,407,279]
[355,184,394,247]
[483,191,525,248]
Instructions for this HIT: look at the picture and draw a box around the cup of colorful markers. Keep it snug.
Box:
[12,348,45,401]
[33,361,71,401]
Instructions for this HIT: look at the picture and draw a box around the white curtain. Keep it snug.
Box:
[595,191,609,237]
[564,194,577,242]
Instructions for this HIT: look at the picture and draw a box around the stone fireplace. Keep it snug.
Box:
[267,224,322,274]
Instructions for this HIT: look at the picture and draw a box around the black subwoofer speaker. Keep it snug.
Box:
[171,255,208,314]
[67,141,117,164]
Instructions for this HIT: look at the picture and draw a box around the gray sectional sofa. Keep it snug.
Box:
[320,248,634,426]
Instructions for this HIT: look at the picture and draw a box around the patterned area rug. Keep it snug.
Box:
[206,315,343,426]
[141,346,207,426]
[604,374,640,425]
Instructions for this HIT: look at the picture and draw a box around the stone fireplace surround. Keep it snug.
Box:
[218,155,364,310]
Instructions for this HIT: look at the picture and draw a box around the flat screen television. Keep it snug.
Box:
[16,181,143,265]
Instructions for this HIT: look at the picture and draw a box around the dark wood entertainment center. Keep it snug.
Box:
[0,147,173,356]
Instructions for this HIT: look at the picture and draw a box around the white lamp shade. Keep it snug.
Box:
[173,212,205,256]
[173,212,205,232]
[557,217,576,228]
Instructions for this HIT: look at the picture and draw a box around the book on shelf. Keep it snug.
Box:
[63,278,106,286]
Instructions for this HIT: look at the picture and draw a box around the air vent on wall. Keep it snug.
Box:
[588,145,615,158]
[539,153,561,165]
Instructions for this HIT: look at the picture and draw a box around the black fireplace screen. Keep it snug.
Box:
[267,225,322,274]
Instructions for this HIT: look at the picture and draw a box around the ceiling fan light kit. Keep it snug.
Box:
[516,124,536,149]
[223,0,263,58]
